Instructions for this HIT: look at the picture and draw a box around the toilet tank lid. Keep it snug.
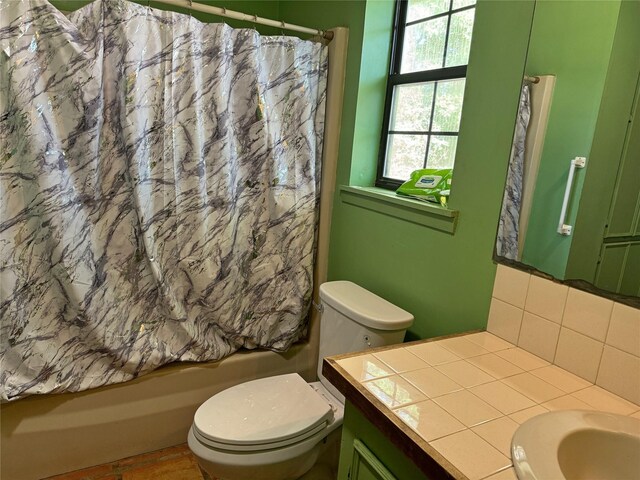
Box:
[319,281,414,330]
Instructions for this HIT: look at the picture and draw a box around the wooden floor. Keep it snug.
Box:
[43,444,212,480]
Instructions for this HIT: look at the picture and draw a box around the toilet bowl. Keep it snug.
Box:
[188,281,414,480]
[188,375,343,480]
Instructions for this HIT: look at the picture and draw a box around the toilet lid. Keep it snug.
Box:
[193,373,333,451]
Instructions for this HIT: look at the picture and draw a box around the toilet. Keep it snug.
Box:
[187,281,414,480]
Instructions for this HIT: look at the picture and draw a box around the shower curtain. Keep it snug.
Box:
[0,0,327,401]
[496,84,530,260]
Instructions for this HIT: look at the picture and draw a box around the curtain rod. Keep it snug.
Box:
[524,75,540,84]
[150,0,334,40]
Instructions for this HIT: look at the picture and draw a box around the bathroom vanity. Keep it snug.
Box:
[323,332,640,480]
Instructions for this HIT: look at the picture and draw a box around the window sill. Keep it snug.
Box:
[339,186,459,234]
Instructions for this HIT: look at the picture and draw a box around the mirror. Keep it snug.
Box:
[495,0,640,302]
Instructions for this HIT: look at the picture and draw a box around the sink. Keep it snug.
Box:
[511,410,640,480]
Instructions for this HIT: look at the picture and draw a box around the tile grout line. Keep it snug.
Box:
[478,463,514,480]
[594,301,617,385]
[514,304,525,349]
[520,272,532,324]
[431,426,513,474]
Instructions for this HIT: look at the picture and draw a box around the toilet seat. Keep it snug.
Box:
[193,373,334,453]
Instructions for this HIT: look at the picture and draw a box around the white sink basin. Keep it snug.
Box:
[511,410,640,480]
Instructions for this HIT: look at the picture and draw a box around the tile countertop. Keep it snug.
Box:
[322,331,640,480]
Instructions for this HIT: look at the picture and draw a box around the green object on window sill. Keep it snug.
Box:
[339,186,459,234]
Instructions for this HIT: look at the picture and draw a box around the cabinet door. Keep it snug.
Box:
[349,439,398,480]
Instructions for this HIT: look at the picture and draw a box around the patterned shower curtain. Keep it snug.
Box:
[496,84,531,260]
[0,0,327,401]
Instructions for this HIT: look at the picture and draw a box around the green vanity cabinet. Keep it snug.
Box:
[337,402,433,480]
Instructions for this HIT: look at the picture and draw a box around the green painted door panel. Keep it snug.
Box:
[595,241,640,296]
[595,243,628,293]
[621,243,640,297]
[606,76,640,237]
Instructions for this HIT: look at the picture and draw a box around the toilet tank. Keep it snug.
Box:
[317,281,414,401]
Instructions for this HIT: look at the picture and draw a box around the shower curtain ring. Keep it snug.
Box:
[188,0,193,18]
[253,14,258,32]
[280,20,286,36]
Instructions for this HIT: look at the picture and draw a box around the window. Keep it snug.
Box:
[376,0,476,189]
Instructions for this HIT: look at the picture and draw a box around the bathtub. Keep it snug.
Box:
[0,343,317,479]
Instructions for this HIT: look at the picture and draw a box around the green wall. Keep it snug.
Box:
[282,0,535,340]
[520,1,621,279]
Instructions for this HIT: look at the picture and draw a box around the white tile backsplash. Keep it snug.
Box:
[552,327,603,383]
[517,312,560,362]
[606,303,640,357]
[487,264,640,404]
[487,298,523,344]
[492,264,530,308]
[596,346,640,406]
[562,288,613,341]
[524,275,568,324]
